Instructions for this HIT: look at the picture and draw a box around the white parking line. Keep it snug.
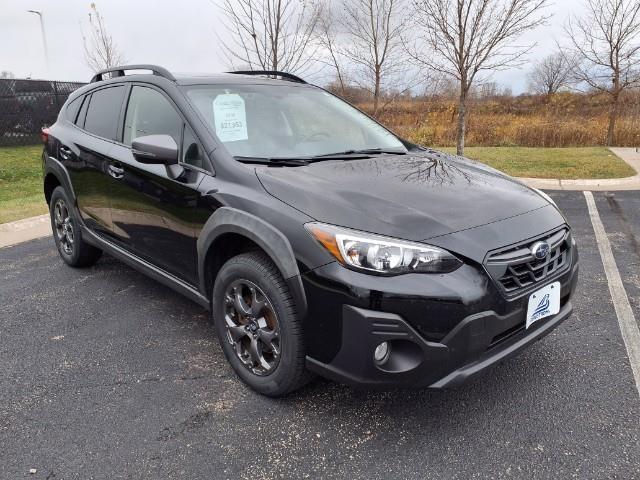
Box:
[584,191,640,396]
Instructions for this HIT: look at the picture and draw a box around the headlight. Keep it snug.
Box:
[533,188,557,207]
[305,223,462,274]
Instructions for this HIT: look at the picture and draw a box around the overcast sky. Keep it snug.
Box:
[1,0,586,93]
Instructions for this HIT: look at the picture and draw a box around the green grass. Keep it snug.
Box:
[0,146,47,224]
[439,147,636,180]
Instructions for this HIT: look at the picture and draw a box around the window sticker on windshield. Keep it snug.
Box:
[213,94,248,142]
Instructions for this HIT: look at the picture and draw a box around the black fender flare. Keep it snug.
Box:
[197,207,307,318]
[44,156,79,214]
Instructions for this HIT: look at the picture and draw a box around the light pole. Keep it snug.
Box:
[27,10,50,77]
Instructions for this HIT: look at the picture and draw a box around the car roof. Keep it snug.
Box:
[88,65,310,88]
[172,72,309,87]
[66,69,313,104]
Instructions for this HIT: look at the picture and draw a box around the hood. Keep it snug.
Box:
[256,150,550,242]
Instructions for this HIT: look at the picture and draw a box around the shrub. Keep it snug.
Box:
[360,91,640,148]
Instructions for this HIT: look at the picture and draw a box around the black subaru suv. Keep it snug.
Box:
[42,65,578,396]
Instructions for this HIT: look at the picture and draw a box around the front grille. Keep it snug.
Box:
[485,228,571,296]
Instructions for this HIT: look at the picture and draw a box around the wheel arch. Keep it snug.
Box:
[43,156,78,211]
[197,207,307,317]
[43,173,61,206]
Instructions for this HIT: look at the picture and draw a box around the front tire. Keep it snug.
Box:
[212,251,311,396]
[49,186,102,267]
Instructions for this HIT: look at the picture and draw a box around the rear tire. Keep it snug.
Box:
[49,186,102,267]
[212,251,312,396]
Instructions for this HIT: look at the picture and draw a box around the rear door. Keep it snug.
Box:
[107,84,210,284]
[63,84,127,237]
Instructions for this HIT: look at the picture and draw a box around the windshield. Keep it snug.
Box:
[184,84,406,159]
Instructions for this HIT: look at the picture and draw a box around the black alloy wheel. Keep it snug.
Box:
[52,198,74,256]
[49,186,102,267]
[223,279,281,375]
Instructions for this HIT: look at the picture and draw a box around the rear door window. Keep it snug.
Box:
[83,85,126,140]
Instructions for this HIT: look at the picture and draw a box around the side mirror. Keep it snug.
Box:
[132,135,178,165]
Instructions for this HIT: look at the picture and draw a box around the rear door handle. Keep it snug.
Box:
[107,163,124,179]
[59,146,72,160]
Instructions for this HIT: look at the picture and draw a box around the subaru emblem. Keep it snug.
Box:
[531,241,550,260]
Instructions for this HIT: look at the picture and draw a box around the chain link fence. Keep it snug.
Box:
[0,79,86,147]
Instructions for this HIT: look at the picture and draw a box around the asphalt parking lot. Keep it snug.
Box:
[2,190,640,479]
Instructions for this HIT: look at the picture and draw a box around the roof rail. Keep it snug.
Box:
[90,64,175,83]
[227,70,306,84]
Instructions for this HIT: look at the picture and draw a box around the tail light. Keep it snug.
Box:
[40,127,50,143]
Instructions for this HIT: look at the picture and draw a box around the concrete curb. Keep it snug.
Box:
[0,214,51,248]
[519,148,640,191]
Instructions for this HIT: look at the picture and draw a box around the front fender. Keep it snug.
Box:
[196,207,307,317]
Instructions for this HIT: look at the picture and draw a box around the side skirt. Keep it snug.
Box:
[81,225,210,310]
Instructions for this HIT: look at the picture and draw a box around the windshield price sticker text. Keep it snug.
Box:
[213,94,248,142]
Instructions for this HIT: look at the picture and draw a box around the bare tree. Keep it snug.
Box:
[82,3,126,73]
[219,0,321,74]
[474,81,513,98]
[317,7,347,97]
[339,0,408,114]
[528,52,575,95]
[409,0,549,155]
[565,0,640,146]
[0,71,15,79]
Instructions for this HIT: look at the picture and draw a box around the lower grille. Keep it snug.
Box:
[487,322,525,350]
[485,228,571,296]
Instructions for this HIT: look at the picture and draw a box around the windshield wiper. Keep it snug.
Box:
[312,148,407,158]
[235,148,407,165]
[235,156,311,166]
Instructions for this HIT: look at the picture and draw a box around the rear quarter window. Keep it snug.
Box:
[83,85,126,140]
[65,96,83,123]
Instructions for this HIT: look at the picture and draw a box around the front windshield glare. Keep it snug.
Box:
[184,84,407,159]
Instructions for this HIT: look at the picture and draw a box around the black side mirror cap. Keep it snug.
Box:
[132,134,179,165]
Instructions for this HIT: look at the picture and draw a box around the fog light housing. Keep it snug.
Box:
[374,341,391,364]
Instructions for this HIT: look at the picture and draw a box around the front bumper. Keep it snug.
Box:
[306,300,573,388]
[302,242,579,389]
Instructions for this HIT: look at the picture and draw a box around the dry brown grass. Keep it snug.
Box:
[361,91,640,148]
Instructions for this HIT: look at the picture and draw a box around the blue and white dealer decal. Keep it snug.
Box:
[526,281,561,329]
